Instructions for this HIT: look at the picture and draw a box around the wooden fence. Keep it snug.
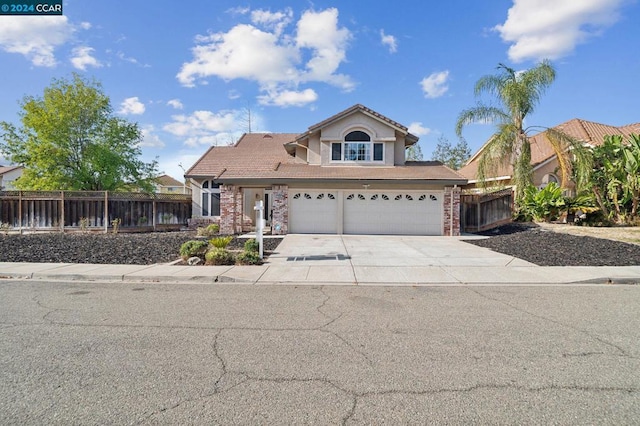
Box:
[461,189,514,233]
[0,190,192,232]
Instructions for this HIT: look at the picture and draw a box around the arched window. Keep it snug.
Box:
[331,130,384,162]
[345,131,370,142]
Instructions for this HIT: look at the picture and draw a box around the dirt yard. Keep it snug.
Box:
[537,222,640,246]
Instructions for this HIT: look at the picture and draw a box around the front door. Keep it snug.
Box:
[264,190,273,225]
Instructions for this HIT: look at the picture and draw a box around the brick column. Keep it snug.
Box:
[443,186,461,236]
[220,184,243,234]
[271,185,288,235]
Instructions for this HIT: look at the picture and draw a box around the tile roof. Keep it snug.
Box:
[458,118,640,181]
[156,174,184,187]
[185,133,465,183]
[295,104,419,144]
[185,133,300,178]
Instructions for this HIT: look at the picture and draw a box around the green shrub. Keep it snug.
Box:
[196,223,219,237]
[210,236,233,248]
[179,240,208,259]
[205,247,235,265]
[244,238,259,253]
[520,183,564,222]
[236,250,263,265]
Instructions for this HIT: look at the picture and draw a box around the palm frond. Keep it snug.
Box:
[543,127,593,191]
[455,104,509,138]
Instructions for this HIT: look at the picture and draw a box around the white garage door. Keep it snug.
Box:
[343,191,442,235]
[289,191,339,233]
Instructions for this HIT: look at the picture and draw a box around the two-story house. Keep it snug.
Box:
[185,104,467,236]
[0,165,23,190]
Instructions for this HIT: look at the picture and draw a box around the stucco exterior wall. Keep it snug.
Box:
[315,112,400,166]
[189,178,203,217]
[307,134,321,165]
[394,131,406,165]
[0,168,23,190]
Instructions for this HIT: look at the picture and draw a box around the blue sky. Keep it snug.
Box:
[0,0,638,180]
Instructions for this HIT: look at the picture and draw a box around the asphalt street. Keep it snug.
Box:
[1,280,639,424]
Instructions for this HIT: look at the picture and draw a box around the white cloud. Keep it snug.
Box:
[258,88,318,107]
[380,29,397,53]
[495,0,626,63]
[70,46,102,70]
[80,22,92,30]
[251,8,293,36]
[167,99,184,110]
[408,122,431,136]
[116,51,150,67]
[177,7,353,106]
[295,8,353,89]
[0,16,73,66]
[420,71,450,98]
[163,110,245,147]
[118,97,146,115]
[140,125,166,148]
[177,24,299,87]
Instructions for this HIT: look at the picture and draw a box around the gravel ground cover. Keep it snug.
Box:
[0,232,282,265]
[1,224,639,267]
[468,222,640,266]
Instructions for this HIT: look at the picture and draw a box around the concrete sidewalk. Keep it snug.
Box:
[1,234,639,285]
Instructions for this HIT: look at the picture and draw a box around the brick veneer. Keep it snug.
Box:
[443,186,461,236]
[271,185,288,235]
[220,184,243,234]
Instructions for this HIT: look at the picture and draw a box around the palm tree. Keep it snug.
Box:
[456,60,591,203]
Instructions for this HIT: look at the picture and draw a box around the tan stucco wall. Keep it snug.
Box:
[189,178,204,217]
[307,134,321,165]
[313,111,402,166]
[394,131,405,165]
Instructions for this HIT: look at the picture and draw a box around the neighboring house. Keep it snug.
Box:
[458,118,640,194]
[185,104,467,236]
[0,165,23,190]
[155,174,191,194]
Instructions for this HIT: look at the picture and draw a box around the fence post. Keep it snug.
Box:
[104,191,108,233]
[18,191,23,235]
[60,191,65,232]
[152,196,157,231]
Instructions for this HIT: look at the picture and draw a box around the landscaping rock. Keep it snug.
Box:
[467,222,640,266]
[0,232,282,265]
[187,256,203,266]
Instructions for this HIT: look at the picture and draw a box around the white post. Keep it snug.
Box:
[254,200,264,259]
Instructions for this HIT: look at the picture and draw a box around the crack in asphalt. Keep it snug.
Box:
[313,286,374,365]
[13,285,640,424]
[466,287,636,358]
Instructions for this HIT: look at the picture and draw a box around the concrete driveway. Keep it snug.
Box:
[268,234,532,267]
[260,234,535,285]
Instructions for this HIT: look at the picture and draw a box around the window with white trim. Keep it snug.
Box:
[201,180,220,216]
[331,131,383,162]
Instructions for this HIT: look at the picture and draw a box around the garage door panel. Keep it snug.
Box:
[289,191,338,233]
[343,192,442,235]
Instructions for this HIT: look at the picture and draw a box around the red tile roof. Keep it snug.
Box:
[458,118,640,181]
